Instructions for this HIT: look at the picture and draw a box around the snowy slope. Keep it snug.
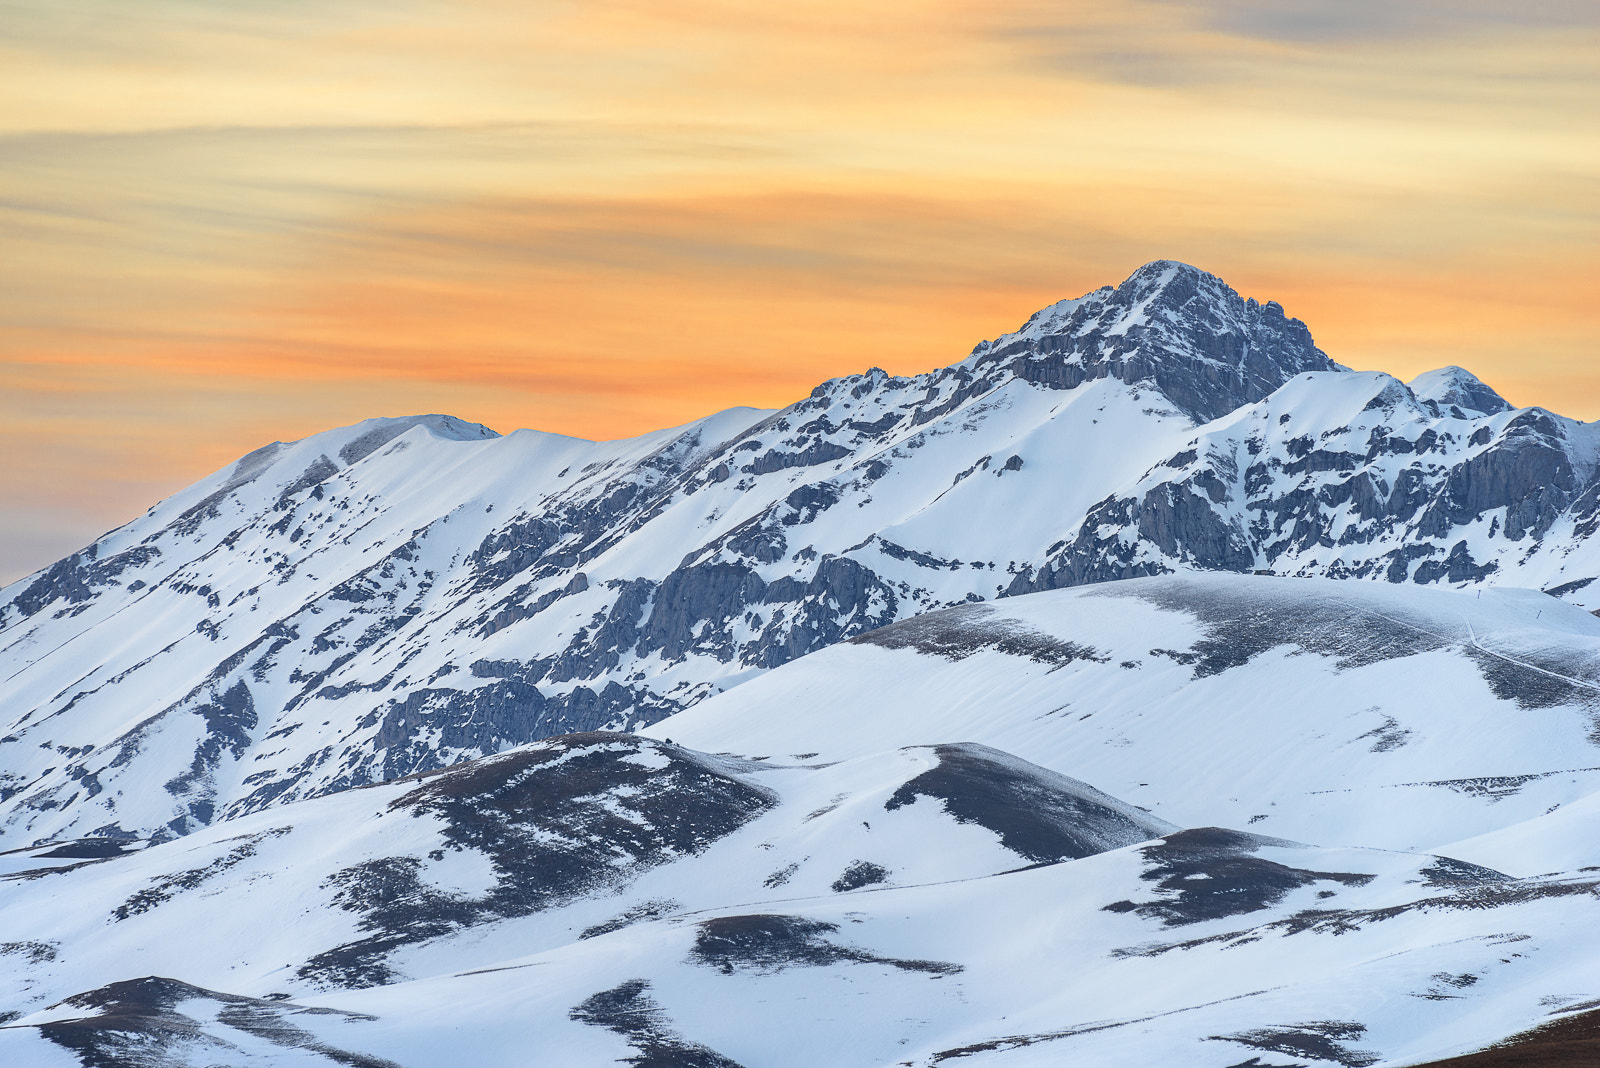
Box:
[4,261,1600,856]
[1011,369,1600,597]
[3,577,1600,1066]
[653,574,1600,872]
[10,826,1589,1068]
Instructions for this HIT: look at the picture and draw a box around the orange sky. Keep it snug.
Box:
[2,0,1597,582]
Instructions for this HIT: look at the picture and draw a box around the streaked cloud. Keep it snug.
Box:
[1155,0,1600,41]
[0,0,1595,582]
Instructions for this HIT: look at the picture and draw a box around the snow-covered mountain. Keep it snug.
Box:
[5,261,1600,856]
[3,575,1598,1066]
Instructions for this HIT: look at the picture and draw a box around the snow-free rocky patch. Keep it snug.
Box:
[5,262,1600,1064]
[12,263,1600,855]
[3,576,1600,1064]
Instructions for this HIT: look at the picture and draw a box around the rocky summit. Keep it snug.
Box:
[6,261,1600,1068]
[4,261,1600,856]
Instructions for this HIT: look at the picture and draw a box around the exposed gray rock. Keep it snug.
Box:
[6,262,1599,849]
[968,261,1342,423]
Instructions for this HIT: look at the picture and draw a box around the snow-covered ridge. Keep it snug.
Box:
[965,259,1343,422]
[3,574,1599,1066]
[2,261,1598,855]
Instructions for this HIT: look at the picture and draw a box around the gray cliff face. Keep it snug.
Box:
[1409,366,1514,418]
[1010,381,1593,597]
[2,262,1597,848]
[968,261,1343,423]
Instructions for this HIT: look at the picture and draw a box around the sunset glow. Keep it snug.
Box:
[2,0,1596,580]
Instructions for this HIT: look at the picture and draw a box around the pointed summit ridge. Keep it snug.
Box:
[1113,258,1207,297]
[1408,366,1512,417]
[969,260,1345,423]
[10,259,1597,857]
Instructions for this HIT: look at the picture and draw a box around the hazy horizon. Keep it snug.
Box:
[3,0,1595,582]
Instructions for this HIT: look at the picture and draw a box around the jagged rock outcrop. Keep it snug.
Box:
[966,259,1342,421]
[4,262,1600,848]
[1009,371,1599,595]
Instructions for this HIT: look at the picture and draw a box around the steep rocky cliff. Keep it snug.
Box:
[3,261,1598,849]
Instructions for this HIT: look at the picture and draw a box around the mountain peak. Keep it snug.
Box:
[1408,366,1512,417]
[328,414,500,464]
[1117,258,1207,290]
[970,261,1343,423]
[1111,260,1292,321]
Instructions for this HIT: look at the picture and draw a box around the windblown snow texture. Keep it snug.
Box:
[5,261,1600,1066]
[7,263,1600,852]
[4,577,1600,1066]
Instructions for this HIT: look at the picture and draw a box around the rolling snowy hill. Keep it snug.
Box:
[5,262,1600,855]
[2,575,1598,1066]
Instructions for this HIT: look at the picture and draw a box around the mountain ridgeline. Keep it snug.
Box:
[3,260,1598,849]
[5,575,1600,1068]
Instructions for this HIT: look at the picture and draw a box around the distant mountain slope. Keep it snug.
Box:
[1009,368,1600,595]
[4,576,1600,1067]
[4,262,1600,850]
[654,573,1600,871]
